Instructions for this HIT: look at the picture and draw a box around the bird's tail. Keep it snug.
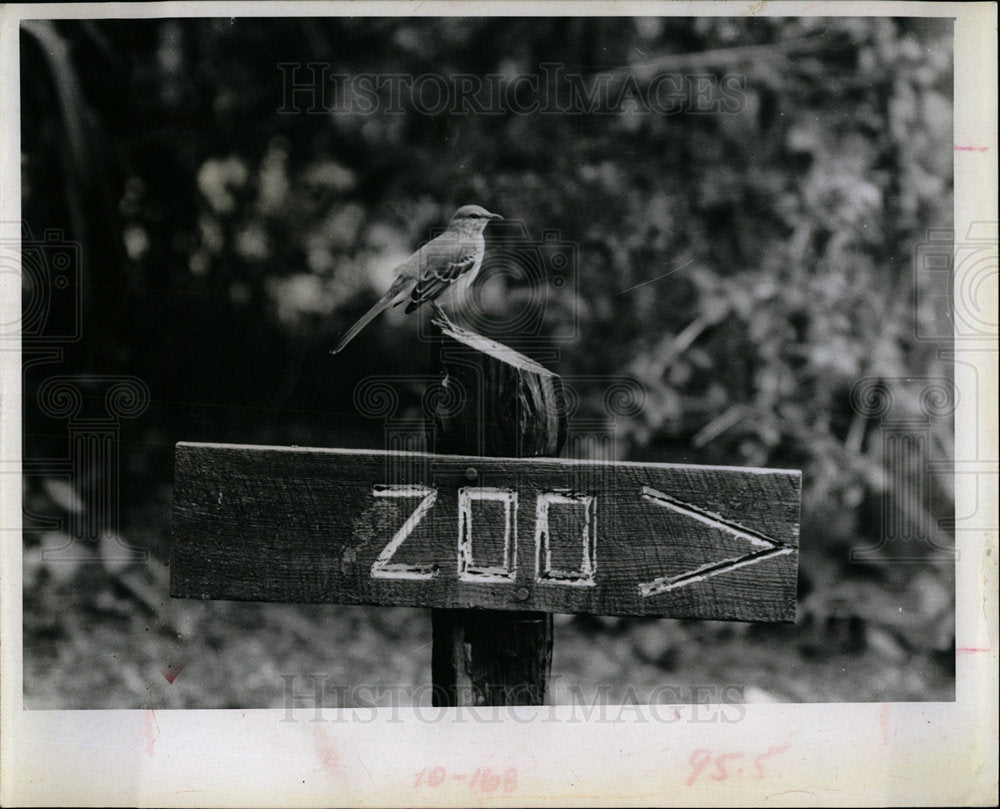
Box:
[330,276,413,354]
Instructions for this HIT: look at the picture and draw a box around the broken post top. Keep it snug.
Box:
[429,319,566,458]
[432,320,556,377]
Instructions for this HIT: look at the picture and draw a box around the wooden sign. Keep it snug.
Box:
[171,442,800,621]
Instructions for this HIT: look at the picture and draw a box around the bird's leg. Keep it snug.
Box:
[430,302,455,330]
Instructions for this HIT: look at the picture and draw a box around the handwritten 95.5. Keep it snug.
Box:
[686,744,791,786]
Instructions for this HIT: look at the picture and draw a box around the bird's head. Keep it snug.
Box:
[449,204,503,235]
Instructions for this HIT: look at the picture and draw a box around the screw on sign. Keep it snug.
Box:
[170,320,801,705]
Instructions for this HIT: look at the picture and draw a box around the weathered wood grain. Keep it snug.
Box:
[428,322,566,457]
[429,322,560,706]
[170,443,801,621]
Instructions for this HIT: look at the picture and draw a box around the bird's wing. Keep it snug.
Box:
[404,242,479,313]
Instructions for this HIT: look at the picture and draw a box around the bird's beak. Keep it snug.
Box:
[488,212,503,220]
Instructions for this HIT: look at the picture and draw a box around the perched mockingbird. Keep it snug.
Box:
[330,204,503,354]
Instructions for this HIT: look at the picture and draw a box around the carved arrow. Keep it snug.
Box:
[638,486,796,597]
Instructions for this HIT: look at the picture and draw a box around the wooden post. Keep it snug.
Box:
[427,320,565,707]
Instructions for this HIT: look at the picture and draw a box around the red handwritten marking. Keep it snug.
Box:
[710,752,744,781]
[415,767,517,793]
[689,745,790,786]
[957,647,990,653]
[414,767,446,788]
[752,745,790,780]
[687,749,712,786]
[880,703,890,746]
[954,145,990,152]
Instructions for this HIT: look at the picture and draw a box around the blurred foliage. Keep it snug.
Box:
[21,16,955,706]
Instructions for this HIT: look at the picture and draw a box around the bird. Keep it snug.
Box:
[330,204,503,354]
